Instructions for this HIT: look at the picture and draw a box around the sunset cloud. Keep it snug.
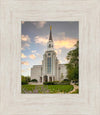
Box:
[21,53,26,58]
[21,61,29,65]
[54,38,77,49]
[34,34,77,49]
[33,21,46,28]
[29,54,36,60]
[21,35,30,42]
[21,35,31,50]
[34,36,48,45]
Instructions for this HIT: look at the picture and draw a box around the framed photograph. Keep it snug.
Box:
[21,21,79,94]
[0,0,100,115]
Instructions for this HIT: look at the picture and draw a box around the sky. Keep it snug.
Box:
[21,21,79,76]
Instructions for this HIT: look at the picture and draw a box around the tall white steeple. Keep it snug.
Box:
[47,25,54,51]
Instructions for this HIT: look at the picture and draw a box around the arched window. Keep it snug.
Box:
[49,44,51,48]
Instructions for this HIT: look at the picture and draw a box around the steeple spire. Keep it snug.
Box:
[47,25,54,51]
[49,25,53,41]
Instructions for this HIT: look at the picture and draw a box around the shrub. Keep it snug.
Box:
[71,80,79,85]
[21,76,28,85]
[60,79,71,85]
[31,79,38,82]
[53,81,59,85]
[27,77,31,82]
[21,76,31,85]
[43,82,55,85]
[63,79,69,81]
[43,80,71,85]
[22,80,28,85]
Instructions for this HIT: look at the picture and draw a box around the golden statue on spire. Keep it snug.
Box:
[50,25,52,30]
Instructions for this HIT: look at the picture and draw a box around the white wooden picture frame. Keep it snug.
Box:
[0,0,100,115]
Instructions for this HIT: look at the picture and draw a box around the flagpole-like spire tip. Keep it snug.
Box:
[50,25,52,30]
[49,24,53,41]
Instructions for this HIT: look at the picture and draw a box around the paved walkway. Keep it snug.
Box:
[68,85,79,94]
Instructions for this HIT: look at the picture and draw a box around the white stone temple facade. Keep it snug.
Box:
[31,26,67,83]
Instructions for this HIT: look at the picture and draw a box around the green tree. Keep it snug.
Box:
[65,41,79,82]
[21,75,31,85]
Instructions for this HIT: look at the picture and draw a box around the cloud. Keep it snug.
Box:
[21,43,30,50]
[55,49,62,55]
[29,54,36,60]
[21,35,30,42]
[22,68,30,73]
[31,50,42,57]
[21,53,27,58]
[58,57,68,64]
[34,34,77,49]
[53,32,77,49]
[32,50,36,53]
[21,61,29,65]
[21,35,31,50]
[63,57,68,63]
[54,38,77,49]
[33,21,46,28]
[34,36,48,45]
[35,52,40,56]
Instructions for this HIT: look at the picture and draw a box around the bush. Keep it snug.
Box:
[31,79,38,82]
[63,79,69,81]
[71,80,79,85]
[43,82,55,85]
[52,81,60,85]
[21,76,31,85]
[43,80,71,85]
[60,79,71,85]
[22,80,28,85]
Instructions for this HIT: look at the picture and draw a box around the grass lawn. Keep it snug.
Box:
[22,85,74,94]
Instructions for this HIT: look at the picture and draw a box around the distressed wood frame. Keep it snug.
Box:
[0,0,100,115]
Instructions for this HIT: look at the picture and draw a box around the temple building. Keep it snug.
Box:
[31,26,67,83]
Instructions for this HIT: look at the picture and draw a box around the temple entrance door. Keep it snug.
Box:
[53,77,55,81]
[44,75,48,82]
[49,77,52,82]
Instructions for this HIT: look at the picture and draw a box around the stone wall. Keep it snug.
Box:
[31,65,42,82]
[59,64,67,81]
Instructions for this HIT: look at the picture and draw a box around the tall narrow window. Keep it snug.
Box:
[47,57,51,74]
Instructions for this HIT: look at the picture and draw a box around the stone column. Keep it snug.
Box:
[42,76,43,83]
[48,76,49,82]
